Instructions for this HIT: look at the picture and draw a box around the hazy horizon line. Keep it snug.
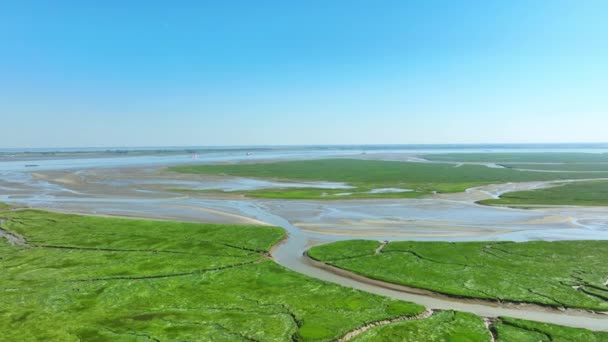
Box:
[2,142,608,152]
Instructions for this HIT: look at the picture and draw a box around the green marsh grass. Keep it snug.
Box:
[308,240,608,311]
[495,317,608,342]
[502,163,608,172]
[423,153,608,163]
[479,180,608,207]
[169,159,608,199]
[351,311,489,341]
[0,209,424,341]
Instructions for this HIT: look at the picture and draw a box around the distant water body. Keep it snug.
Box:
[2,143,608,154]
[1,143,608,173]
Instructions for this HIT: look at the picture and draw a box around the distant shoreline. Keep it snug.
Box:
[2,142,608,155]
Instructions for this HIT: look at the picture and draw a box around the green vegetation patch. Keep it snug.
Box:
[495,317,608,342]
[174,187,423,200]
[308,240,382,260]
[351,311,489,342]
[479,180,608,207]
[351,313,608,342]
[0,209,283,252]
[169,159,608,199]
[0,209,424,341]
[502,163,608,172]
[309,240,608,311]
[423,152,608,163]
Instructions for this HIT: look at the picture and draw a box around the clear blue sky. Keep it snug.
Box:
[2,1,607,147]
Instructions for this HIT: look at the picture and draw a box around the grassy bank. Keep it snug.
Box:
[351,311,489,341]
[169,159,608,199]
[351,312,608,341]
[308,240,608,311]
[0,208,424,341]
[495,317,608,342]
[479,180,608,207]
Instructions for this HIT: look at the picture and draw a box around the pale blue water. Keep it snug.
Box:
[2,142,608,154]
[1,143,608,173]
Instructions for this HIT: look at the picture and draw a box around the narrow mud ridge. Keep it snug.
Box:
[102,327,161,342]
[578,287,608,302]
[484,318,498,342]
[381,248,468,267]
[569,273,608,302]
[31,244,249,258]
[374,240,388,254]
[336,308,434,342]
[209,240,270,255]
[69,257,268,282]
[527,288,567,309]
[238,296,301,341]
[157,316,261,342]
[0,220,27,246]
[499,319,554,341]
[211,323,260,342]
[33,244,191,254]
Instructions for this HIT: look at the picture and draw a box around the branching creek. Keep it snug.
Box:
[1,151,608,332]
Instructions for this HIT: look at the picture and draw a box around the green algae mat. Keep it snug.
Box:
[308,240,608,311]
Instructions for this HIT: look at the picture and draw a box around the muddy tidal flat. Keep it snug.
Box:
[1,147,608,339]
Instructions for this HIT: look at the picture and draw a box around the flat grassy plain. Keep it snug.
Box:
[169,159,608,199]
[479,180,608,207]
[423,152,608,163]
[308,240,608,311]
[0,208,425,341]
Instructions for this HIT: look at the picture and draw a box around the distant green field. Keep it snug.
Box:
[424,152,608,163]
[169,159,608,199]
[0,209,424,341]
[479,180,608,207]
[502,163,608,172]
[308,240,608,311]
[173,187,424,200]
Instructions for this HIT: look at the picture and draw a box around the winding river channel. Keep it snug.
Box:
[1,148,608,331]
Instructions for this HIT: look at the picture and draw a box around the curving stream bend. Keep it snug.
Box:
[1,155,608,331]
